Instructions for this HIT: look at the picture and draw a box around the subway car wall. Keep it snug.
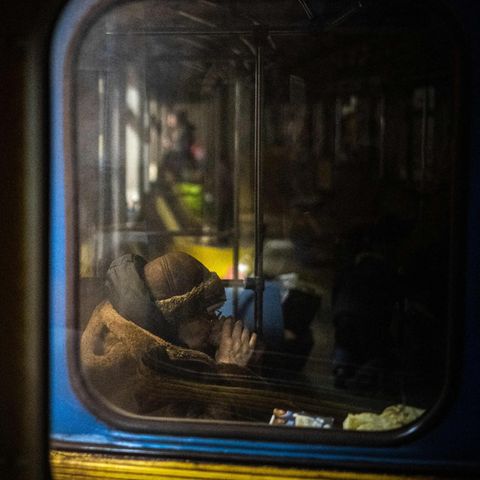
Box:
[1,0,480,479]
[0,0,65,479]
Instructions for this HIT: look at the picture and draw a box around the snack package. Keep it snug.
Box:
[269,408,334,428]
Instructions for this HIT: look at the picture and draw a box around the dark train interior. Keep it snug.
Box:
[73,0,460,429]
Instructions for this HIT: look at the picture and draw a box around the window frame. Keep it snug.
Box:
[53,0,468,451]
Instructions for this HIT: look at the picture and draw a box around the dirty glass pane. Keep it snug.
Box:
[74,0,459,431]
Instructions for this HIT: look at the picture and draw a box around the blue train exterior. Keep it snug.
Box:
[46,0,480,477]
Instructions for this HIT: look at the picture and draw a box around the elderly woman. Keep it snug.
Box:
[81,252,282,421]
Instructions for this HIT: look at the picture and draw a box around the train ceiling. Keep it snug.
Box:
[77,0,456,98]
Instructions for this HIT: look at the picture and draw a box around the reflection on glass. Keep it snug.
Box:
[74,0,459,431]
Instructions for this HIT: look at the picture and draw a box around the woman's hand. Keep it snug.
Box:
[215,317,257,367]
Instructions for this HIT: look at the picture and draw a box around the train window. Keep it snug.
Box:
[69,0,461,435]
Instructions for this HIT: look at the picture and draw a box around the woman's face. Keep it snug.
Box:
[176,315,212,351]
[176,313,225,353]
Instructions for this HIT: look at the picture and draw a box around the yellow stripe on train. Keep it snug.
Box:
[51,450,439,480]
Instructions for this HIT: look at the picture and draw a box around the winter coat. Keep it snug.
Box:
[81,300,276,420]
